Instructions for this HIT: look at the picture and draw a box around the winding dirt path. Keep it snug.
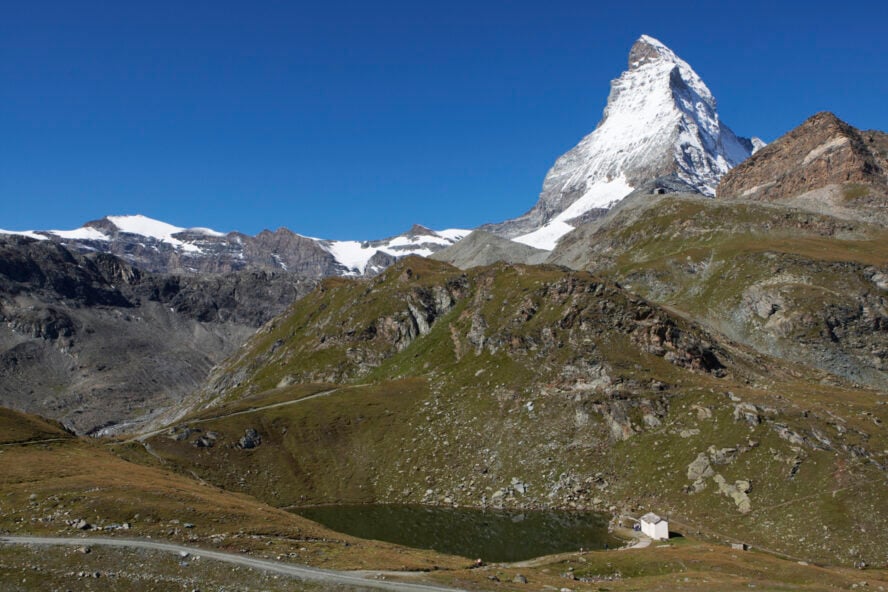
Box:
[126,385,366,443]
[0,535,465,592]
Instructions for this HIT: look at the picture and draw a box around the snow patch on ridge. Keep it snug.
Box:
[49,227,110,241]
[0,229,49,240]
[324,228,471,274]
[186,227,226,237]
[325,241,374,275]
[436,228,470,241]
[514,176,634,250]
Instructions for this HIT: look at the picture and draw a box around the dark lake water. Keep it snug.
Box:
[292,504,618,562]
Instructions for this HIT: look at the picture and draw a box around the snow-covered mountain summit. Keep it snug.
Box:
[484,34,762,249]
[0,215,467,277]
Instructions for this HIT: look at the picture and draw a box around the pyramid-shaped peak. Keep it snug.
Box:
[481,34,759,250]
[628,34,680,69]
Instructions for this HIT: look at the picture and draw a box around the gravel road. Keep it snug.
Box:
[0,535,465,592]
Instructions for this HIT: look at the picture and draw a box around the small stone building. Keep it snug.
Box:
[640,512,669,540]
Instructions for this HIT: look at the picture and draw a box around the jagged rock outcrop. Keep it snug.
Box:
[546,171,888,391]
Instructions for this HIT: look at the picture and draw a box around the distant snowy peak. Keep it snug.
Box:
[489,34,762,251]
[0,215,467,277]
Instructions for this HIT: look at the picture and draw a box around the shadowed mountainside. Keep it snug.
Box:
[0,235,316,434]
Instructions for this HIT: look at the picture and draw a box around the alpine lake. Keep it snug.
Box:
[291,505,620,562]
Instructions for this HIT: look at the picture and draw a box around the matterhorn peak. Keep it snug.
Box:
[483,35,761,250]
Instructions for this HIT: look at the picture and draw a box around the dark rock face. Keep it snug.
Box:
[0,236,315,434]
[0,237,133,306]
[718,112,888,204]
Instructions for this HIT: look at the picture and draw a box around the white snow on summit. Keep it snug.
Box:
[107,215,186,239]
[3,215,226,253]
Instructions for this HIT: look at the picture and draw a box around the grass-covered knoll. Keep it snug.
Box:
[0,407,72,444]
[195,257,470,403]
[144,257,888,567]
[549,194,888,389]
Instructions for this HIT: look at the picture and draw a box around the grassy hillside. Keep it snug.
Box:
[142,258,888,567]
[0,407,465,572]
[6,406,885,590]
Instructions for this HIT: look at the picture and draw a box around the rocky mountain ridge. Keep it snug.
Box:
[718,111,888,225]
[1,215,468,278]
[0,235,315,433]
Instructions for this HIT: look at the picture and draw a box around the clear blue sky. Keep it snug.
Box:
[3,0,886,239]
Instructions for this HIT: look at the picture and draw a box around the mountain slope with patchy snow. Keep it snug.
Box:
[0,216,468,277]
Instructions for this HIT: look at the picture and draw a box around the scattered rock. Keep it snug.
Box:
[194,434,216,448]
[773,424,807,446]
[513,574,528,584]
[511,478,529,495]
[733,403,761,425]
[713,474,752,513]
[691,405,712,420]
[708,446,738,465]
[687,452,714,481]
[236,428,262,450]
